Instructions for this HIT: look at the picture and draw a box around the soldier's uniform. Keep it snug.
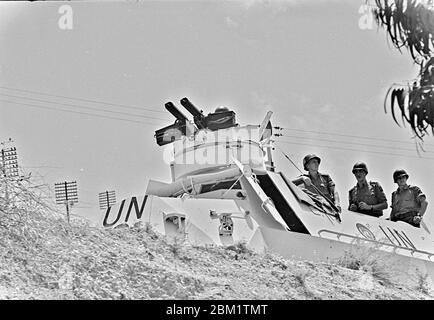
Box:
[348,181,387,217]
[294,172,336,204]
[390,185,426,227]
[294,154,338,206]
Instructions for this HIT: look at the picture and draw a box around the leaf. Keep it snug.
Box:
[408,108,423,138]
[375,0,434,62]
[390,88,403,126]
[384,85,395,114]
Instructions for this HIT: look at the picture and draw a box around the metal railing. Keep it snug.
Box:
[318,229,434,261]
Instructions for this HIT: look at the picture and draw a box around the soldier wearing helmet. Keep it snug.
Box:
[292,154,341,212]
[389,169,428,228]
[348,162,388,217]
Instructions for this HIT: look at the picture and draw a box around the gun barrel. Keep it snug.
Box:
[165,102,189,122]
[180,97,202,118]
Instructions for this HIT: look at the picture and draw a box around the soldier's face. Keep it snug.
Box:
[307,159,319,171]
[396,176,407,187]
[353,170,366,182]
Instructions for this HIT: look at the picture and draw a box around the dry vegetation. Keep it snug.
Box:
[0,176,433,300]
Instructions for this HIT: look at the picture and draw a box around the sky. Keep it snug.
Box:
[1,0,434,228]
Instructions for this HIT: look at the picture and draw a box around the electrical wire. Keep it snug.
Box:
[277,134,434,154]
[276,139,434,160]
[0,85,167,115]
[7,86,430,149]
[22,166,64,169]
[274,126,434,148]
[0,92,170,122]
[0,99,165,126]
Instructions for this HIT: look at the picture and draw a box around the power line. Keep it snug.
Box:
[274,126,434,148]
[277,134,434,154]
[0,85,168,115]
[0,99,164,126]
[22,166,64,169]
[276,140,434,160]
[0,93,170,122]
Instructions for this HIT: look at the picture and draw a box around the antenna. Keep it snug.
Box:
[0,139,19,179]
[0,138,19,203]
[98,190,116,210]
[54,180,79,223]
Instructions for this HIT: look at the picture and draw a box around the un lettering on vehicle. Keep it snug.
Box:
[102,196,148,228]
[356,222,417,250]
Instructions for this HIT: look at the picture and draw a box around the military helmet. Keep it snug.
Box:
[303,154,321,171]
[215,106,230,113]
[393,169,409,183]
[352,162,368,174]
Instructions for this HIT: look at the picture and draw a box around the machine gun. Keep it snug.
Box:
[165,101,189,123]
[181,97,237,131]
[154,101,192,146]
[155,97,239,145]
[180,97,207,130]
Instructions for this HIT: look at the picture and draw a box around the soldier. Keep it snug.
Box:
[292,154,341,212]
[348,162,388,217]
[389,169,428,228]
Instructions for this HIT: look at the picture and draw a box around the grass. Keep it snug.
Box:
[166,234,187,257]
[335,240,398,287]
[292,270,320,299]
[294,270,307,287]
[225,240,252,255]
[0,176,204,299]
[1,174,433,300]
[416,270,431,295]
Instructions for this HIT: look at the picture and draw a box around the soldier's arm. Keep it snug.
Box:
[408,186,428,217]
[388,192,396,220]
[372,202,388,211]
[373,183,388,211]
[292,176,305,186]
[293,175,313,188]
[329,185,341,210]
[418,196,428,217]
[324,175,340,211]
[413,186,426,204]
[348,189,358,212]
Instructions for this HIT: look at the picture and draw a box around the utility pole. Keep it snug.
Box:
[98,190,116,210]
[1,138,19,203]
[54,181,78,223]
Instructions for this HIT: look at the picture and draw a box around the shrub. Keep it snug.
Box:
[225,240,252,255]
[416,271,431,295]
[335,241,397,286]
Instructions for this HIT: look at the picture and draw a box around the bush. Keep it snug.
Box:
[336,241,397,286]
[225,240,252,255]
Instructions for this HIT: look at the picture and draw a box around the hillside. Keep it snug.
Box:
[0,179,433,300]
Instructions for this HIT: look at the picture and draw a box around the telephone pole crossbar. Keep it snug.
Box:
[54,181,79,223]
[1,143,19,179]
[98,190,116,210]
[1,139,19,203]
